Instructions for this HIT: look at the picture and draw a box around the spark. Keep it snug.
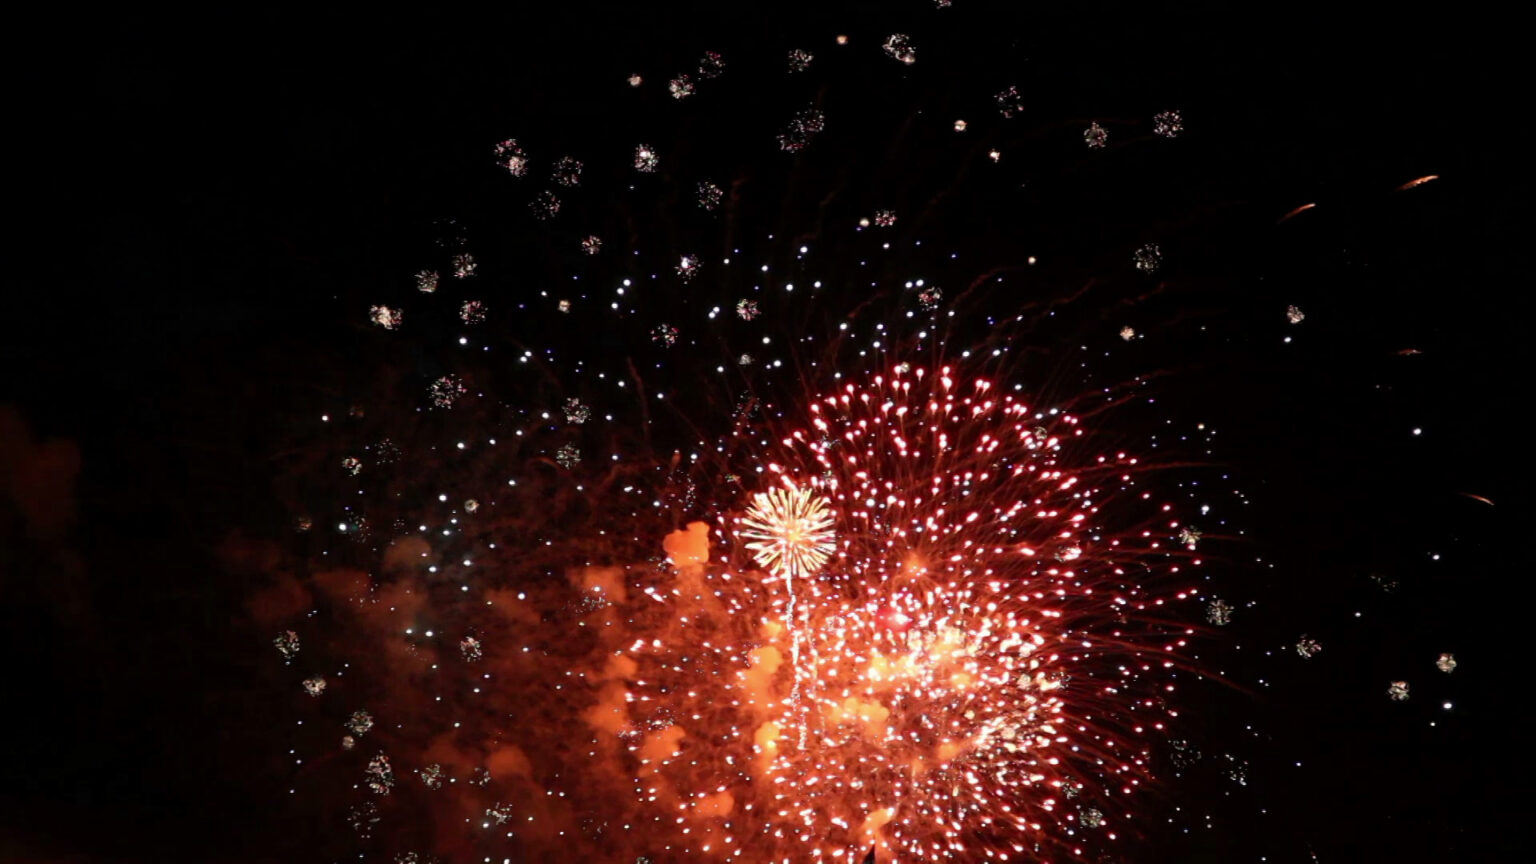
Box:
[1278,202,1316,223]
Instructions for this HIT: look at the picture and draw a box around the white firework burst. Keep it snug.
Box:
[738,483,836,580]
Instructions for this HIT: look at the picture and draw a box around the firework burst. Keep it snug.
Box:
[617,366,1198,861]
[737,484,837,581]
[259,7,1233,862]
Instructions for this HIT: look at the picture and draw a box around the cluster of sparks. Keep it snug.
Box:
[615,368,1198,861]
[257,10,1464,862]
[270,23,1222,849]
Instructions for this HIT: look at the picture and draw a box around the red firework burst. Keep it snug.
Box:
[618,365,1200,862]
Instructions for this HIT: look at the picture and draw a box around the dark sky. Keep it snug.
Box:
[4,3,1525,862]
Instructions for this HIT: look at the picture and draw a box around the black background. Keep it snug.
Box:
[3,3,1524,862]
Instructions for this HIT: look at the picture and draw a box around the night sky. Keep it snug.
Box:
[4,3,1525,862]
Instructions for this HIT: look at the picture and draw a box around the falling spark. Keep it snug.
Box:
[1278,202,1316,223]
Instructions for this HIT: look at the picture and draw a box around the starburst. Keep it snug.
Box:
[738,483,836,580]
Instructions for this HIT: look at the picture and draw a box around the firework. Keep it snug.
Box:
[883,34,917,65]
[365,754,396,795]
[563,398,592,424]
[370,438,400,464]
[348,801,379,837]
[273,630,299,663]
[698,51,725,79]
[635,144,660,173]
[614,368,1197,861]
[370,305,403,330]
[737,483,836,581]
[345,710,375,737]
[265,9,1236,861]
[995,86,1025,119]
[676,254,702,281]
[418,764,445,790]
[428,375,466,408]
[494,139,529,176]
[1152,110,1184,138]
[777,107,825,152]
[552,156,583,187]
[530,190,561,219]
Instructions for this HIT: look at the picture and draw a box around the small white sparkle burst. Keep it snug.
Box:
[739,484,836,580]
